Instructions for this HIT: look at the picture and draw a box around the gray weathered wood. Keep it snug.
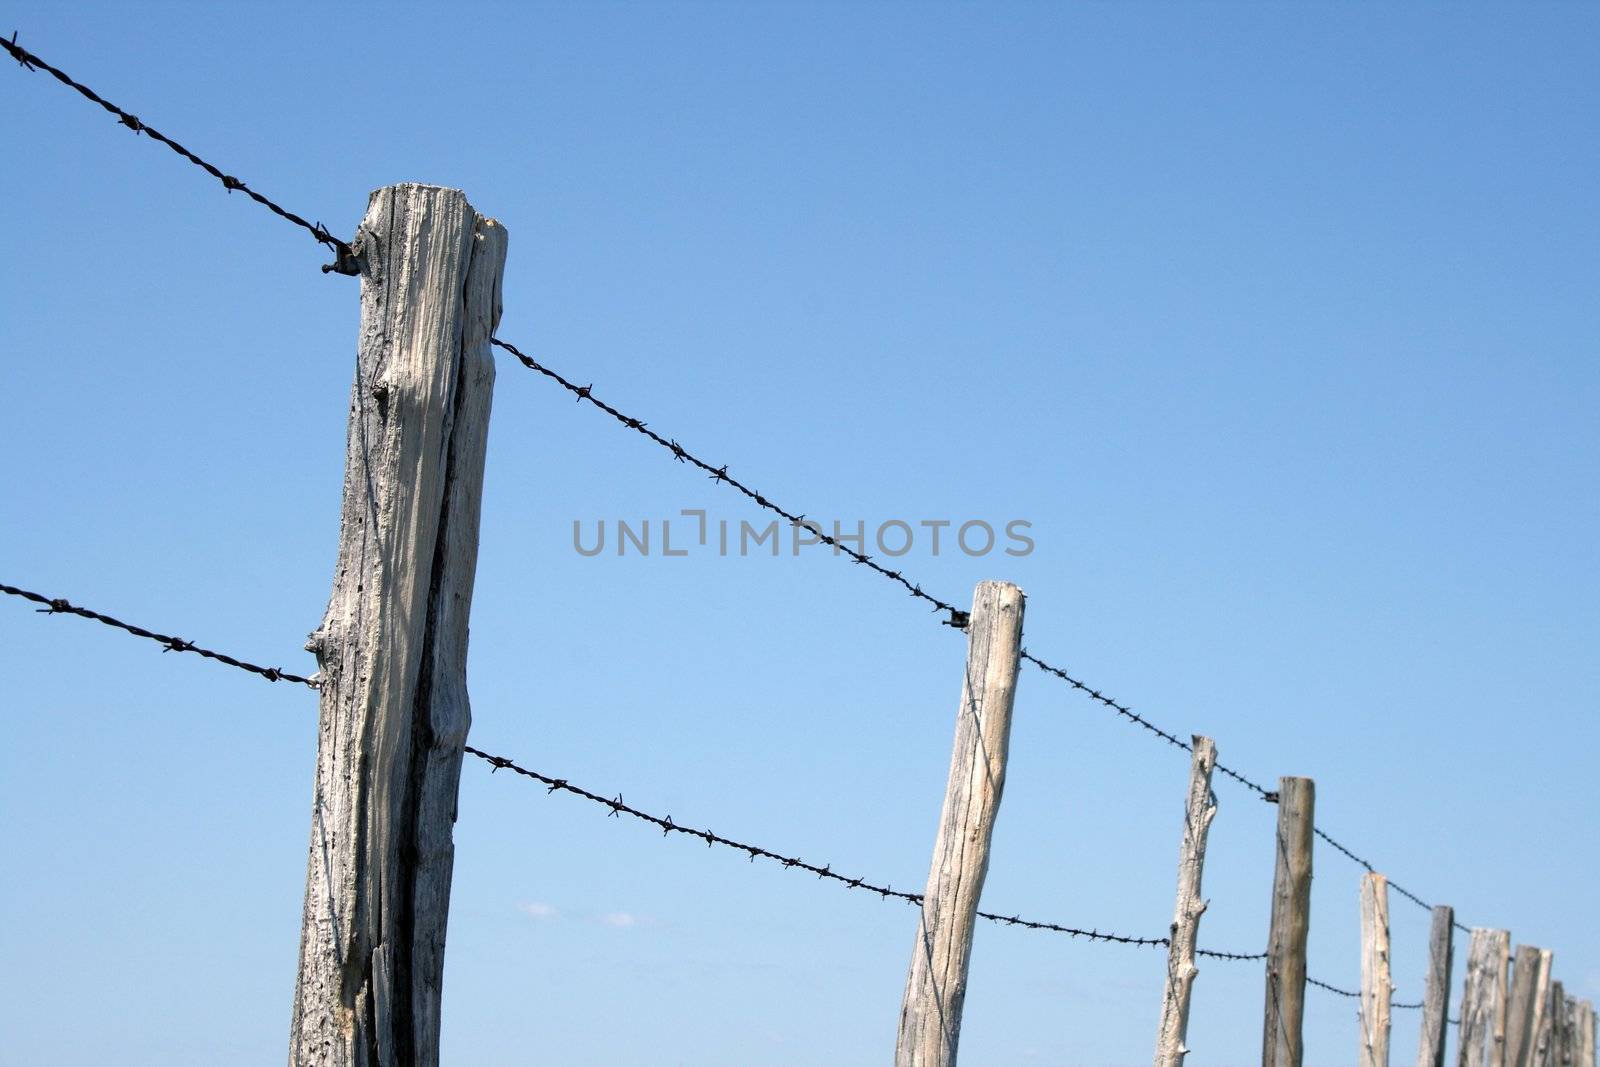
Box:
[1532,971,1558,1067]
[1261,776,1315,1067]
[1574,1001,1597,1067]
[1360,872,1394,1067]
[895,580,1025,1067]
[1458,928,1511,1067]
[1416,905,1456,1067]
[1154,735,1218,1067]
[1544,982,1566,1067]
[1507,947,1554,1067]
[289,183,506,1067]
[1568,991,1580,1067]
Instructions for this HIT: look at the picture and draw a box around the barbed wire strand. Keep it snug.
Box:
[487,339,1457,925]
[0,578,1183,951]
[10,578,1468,1005]
[1,32,357,273]
[464,744,1174,948]
[488,337,962,620]
[1300,980,1442,1017]
[0,583,317,686]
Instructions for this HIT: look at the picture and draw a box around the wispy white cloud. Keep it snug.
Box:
[598,910,653,929]
[517,901,559,921]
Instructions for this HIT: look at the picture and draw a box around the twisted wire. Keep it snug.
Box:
[1,582,316,686]
[5,577,1253,953]
[465,745,1197,948]
[3,32,356,272]
[489,336,1454,923]
[489,338,962,619]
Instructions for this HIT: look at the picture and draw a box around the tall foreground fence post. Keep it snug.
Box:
[895,580,1025,1067]
[289,184,507,1067]
[1359,872,1393,1067]
[1459,928,1512,1067]
[1262,776,1315,1067]
[1416,905,1455,1067]
[1153,735,1218,1067]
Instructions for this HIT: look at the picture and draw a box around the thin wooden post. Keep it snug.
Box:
[1558,995,1576,1067]
[1575,1001,1597,1067]
[1416,905,1455,1067]
[289,184,507,1067]
[1458,928,1511,1067]
[1360,873,1394,1067]
[1544,982,1566,1067]
[895,580,1025,1067]
[1507,947,1554,1067]
[1261,776,1315,1067]
[1153,735,1218,1067]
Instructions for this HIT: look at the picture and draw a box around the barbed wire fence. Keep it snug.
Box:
[5,27,1450,928]
[4,579,1444,992]
[5,27,1560,1054]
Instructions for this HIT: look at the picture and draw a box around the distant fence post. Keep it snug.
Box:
[1507,947,1554,1067]
[1459,928,1512,1067]
[1261,776,1315,1067]
[1547,981,1566,1067]
[1360,872,1394,1067]
[1415,905,1455,1067]
[1529,952,1555,1066]
[289,184,507,1067]
[1558,994,1576,1067]
[1153,735,1218,1067]
[895,580,1025,1067]
[1577,1001,1597,1067]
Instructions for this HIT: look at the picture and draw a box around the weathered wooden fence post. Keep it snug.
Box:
[1459,928,1512,1067]
[1416,905,1455,1067]
[1153,735,1218,1067]
[895,580,1025,1067]
[289,183,507,1067]
[1546,981,1567,1067]
[1575,1001,1597,1067]
[1360,872,1394,1067]
[1558,994,1576,1067]
[1262,776,1315,1067]
[1507,947,1554,1067]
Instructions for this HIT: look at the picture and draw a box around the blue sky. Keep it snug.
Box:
[2,3,1595,1065]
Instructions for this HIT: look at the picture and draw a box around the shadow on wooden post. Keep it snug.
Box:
[289,184,507,1067]
[895,580,1025,1067]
